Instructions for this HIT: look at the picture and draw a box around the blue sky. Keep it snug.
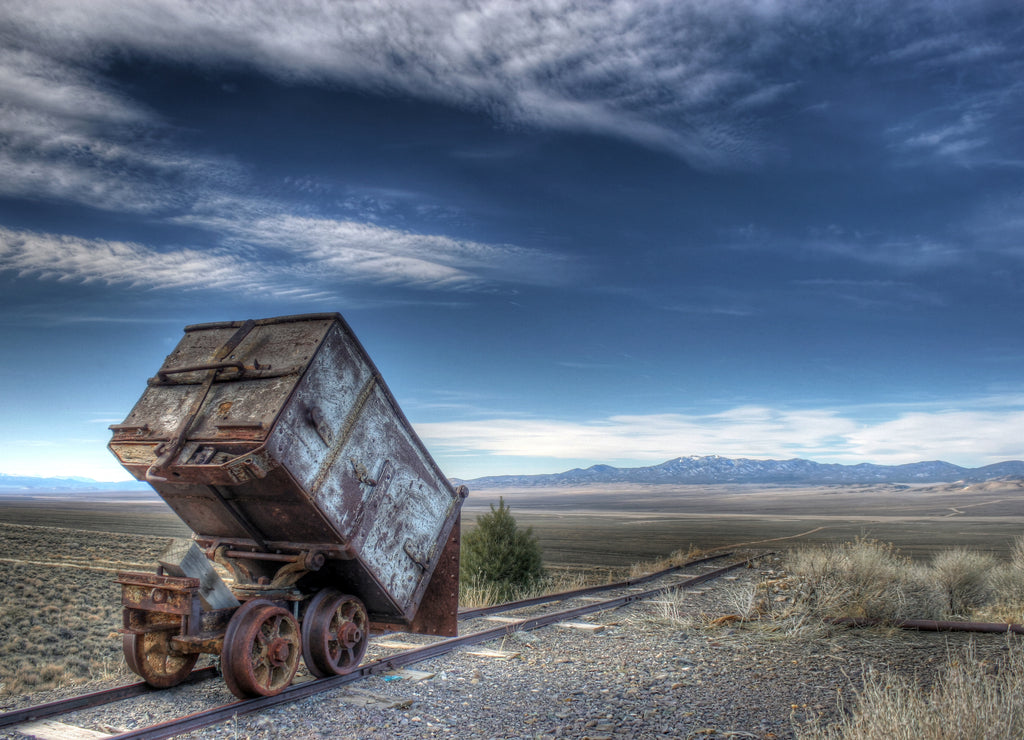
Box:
[2,0,1023,482]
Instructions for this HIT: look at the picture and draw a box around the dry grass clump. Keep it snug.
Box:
[781,538,1024,625]
[647,538,1024,636]
[628,545,703,579]
[459,567,602,608]
[930,547,997,617]
[977,537,1024,623]
[796,644,1024,739]
[785,538,940,622]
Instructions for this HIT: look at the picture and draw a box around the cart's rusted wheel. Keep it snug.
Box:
[301,589,369,678]
[221,599,301,699]
[123,630,198,688]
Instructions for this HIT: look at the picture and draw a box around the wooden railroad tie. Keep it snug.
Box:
[16,721,114,740]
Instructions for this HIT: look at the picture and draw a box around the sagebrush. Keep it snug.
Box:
[796,644,1024,740]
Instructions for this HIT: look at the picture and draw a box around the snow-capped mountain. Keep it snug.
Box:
[460,455,1024,488]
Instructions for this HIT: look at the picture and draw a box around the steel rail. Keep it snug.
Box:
[458,551,732,620]
[0,551,745,734]
[0,668,219,729]
[106,556,762,740]
[830,616,1024,634]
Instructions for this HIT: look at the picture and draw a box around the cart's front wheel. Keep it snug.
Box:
[124,630,198,688]
[301,589,369,677]
[221,599,301,698]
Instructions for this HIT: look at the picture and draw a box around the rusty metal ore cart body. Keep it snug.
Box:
[109,314,466,698]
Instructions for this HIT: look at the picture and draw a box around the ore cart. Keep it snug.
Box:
[108,313,467,698]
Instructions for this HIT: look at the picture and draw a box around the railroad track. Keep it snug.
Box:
[1,552,765,740]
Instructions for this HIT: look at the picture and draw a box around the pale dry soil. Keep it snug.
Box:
[5,555,1017,740]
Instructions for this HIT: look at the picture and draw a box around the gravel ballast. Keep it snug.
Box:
[5,556,1017,739]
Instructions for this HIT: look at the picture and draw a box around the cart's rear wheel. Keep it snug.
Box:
[301,589,369,677]
[221,599,301,698]
[124,630,198,688]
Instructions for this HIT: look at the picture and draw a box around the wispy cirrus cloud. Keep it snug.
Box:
[416,398,1024,475]
[792,278,944,310]
[0,0,1016,223]
[0,209,571,295]
[0,27,370,220]
[726,223,967,272]
[0,0,773,168]
[0,46,240,212]
[0,227,253,290]
[9,0,1011,169]
[878,28,1024,168]
[804,227,963,270]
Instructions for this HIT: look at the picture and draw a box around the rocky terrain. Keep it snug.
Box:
[4,554,1016,740]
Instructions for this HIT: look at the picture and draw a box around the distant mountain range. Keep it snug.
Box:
[459,455,1024,488]
[0,473,147,493]
[5,455,1024,493]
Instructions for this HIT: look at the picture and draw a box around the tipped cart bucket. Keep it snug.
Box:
[109,313,467,697]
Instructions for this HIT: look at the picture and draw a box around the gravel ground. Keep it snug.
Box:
[6,555,1017,740]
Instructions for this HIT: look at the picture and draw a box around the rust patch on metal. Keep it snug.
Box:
[109,313,466,697]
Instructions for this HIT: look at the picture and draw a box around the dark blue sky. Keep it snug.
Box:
[1,1,1023,481]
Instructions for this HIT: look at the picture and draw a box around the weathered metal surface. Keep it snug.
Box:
[300,590,369,677]
[169,608,235,655]
[157,539,239,611]
[123,631,199,688]
[170,634,225,655]
[194,537,354,560]
[221,600,302,699]
[109,313,466,631]
[117,573,200,618]
[372,516,461,637]
[118,572,203,687]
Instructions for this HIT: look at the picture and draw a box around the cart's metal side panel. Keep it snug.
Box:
[268,322,374,541]
[109,313,466,629]
[345,382,456,614]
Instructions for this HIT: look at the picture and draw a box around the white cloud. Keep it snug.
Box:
[0,0,829,167]
[0,0,1015,219]
[0,210,570,294]
[0,226,253,290]
[0,47,239,212]
[177,204,570,289]
[846,410,1024,464]
[415,400,1024,471]
[0,47,144,124]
